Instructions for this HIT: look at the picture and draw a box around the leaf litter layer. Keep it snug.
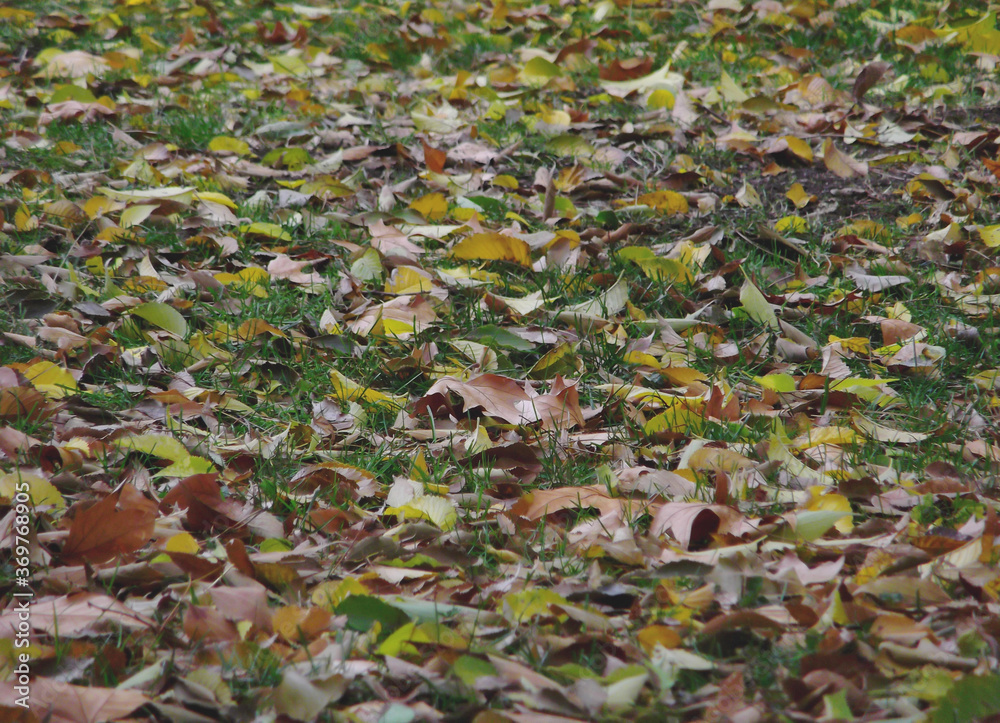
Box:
[2,0,1000,720]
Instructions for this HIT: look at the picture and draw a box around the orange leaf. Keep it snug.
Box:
[422,138,447,173]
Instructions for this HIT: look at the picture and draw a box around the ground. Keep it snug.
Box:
[1,1,1000,722]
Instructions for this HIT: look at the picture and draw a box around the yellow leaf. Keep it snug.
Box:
[411,450,431,481]
[115,433,191,462]
[636,625,681,653]
[409,192,448,221]
[268,53,310,77]
[884,302,911,321]
[735,181,762,207]
[241,222,291,241]
[208,136,251,156]
[636,258,693,283]
[452,232,532,266]
[754,373,796,393]
[330,370,407,409]
[781,135,814,163]
[791,426,857,450]
[24,361,77,399]
[786,182,815,209]
[979,225,1000,248]
[99,186,195,204]
[687,447,754,474]
[312,578,369,610]
[822,139,868,178]
[647,89,675,109]
[387,495,458,530]
[935,12,1000,54]
[851,413,929,444]
[828,336,870,353]
[837,219,887,241]
[643,403,705,435]
[0,472,65,508]
[215,267,270,297]
[499,589,569,621]
[155,456,216,478]
[624,350,661,368]
[538,108,571,125]
[774,216,807,234]
[660,366,708,386]
[380,317,416,337]
[787,510,850,542]
[385,266,434,295]
[193,191,238,209]
[130,301,188,337]
[492,174,518,189]
[805,488,854,533]
[14,204,38,232]
[829,377,895,391]
[972,369,1000,391]
[719,70,749,103]
[854,550,894,585]
[635,190,688,215]
[165,532,200,554]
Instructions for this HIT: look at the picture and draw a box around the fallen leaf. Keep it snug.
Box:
[62,485,157,564]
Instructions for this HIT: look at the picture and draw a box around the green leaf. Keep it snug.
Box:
[336,595,410,638]
[377,622,468,657]
[527,342,580,379]
[464,195,507,216]
[351,247,383,282]
[754,373,797,393]
[115,433,191,462]
[932,674,1000,723]
[546,133,594,159]
[635,257,692,284]
[616,246,656,263]
[520,56,563,85]
[130,302,188,338]
[466,325,535,351]
[823,690,854,721]
[739,277,779,331]
[51,84,98,103]
[452,655,498,687]
[155,455,217,478]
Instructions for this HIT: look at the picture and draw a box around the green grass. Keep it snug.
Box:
[4,0,1000,719]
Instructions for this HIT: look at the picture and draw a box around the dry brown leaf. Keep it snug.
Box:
[62,485,157,565]
[649,502,751,549]
[0,678,148,723]
[9,592,153,637]
[413,373,534,423]
[852,61,891,101]
[514,376,586,430]
[509,485,647,521]
[184,605,241,643]
[845,265,910,292]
